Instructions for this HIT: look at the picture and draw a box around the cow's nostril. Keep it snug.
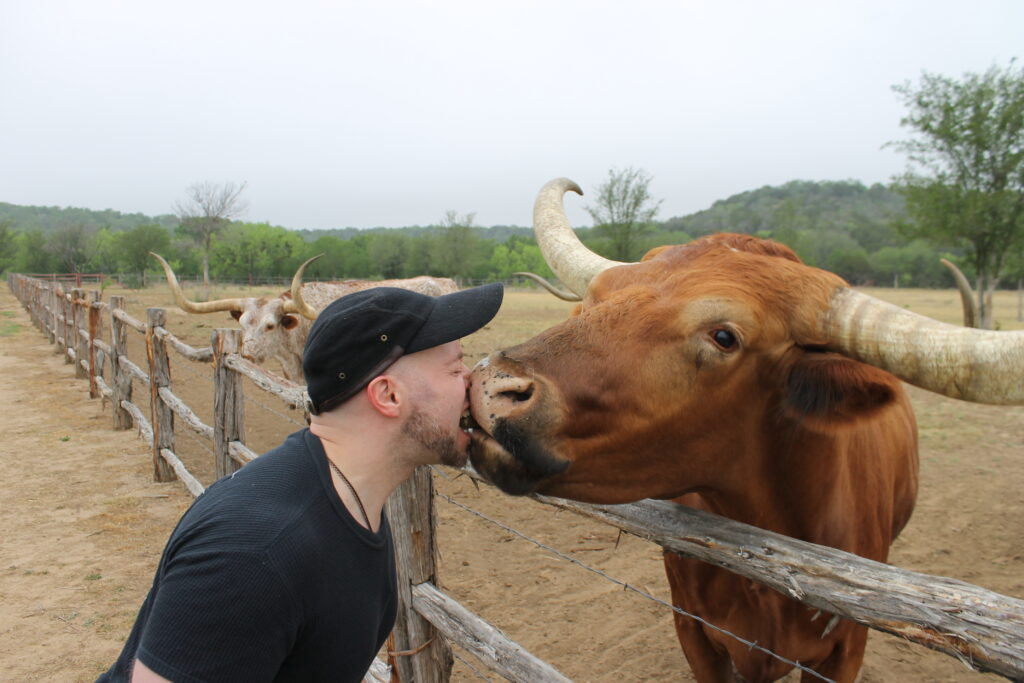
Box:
[500,386,534,403]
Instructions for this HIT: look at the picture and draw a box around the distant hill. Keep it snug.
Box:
[659,179,906,253]
[1,180,904,252]
[291,224,534,242]
[0,202,178,234]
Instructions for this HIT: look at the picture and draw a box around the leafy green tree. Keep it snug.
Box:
[585,167,662,261]
[211,222,303,283]
[121,224,171,287]
[174,181,247,296]
[47,224,91,273]
[432,211,484,281]
[0,219,16,274]
[826,246,872,284]
[85,227,123,274]
[367,231,410,278]
[15,231,58,273]
[890,61,1024,327]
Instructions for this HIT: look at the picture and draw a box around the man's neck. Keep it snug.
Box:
[309,421,412,533]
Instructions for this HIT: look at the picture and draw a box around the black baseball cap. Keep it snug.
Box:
[303,282,503,414]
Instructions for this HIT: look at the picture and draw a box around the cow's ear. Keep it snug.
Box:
[281,315,299,330]
[784,353,897,424]
[230,310,242,321]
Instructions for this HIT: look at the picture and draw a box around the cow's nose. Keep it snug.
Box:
[489,375,535,407]
[469,357,538,433]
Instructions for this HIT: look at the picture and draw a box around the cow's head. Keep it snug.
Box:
[229,297,307,363]
[150,252,322,366]
[467,178,1024,504]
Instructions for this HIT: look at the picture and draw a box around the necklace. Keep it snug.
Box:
[327,458,372,530]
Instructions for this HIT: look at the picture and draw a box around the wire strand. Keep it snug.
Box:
[436,491,835,683]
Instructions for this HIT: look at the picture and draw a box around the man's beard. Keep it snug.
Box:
[402,408,466,468]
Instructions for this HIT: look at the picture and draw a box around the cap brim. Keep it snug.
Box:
[407,282,504,353]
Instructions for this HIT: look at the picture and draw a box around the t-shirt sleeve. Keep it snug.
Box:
[135,549,299,683]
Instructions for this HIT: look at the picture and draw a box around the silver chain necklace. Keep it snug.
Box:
[327,458,371,530]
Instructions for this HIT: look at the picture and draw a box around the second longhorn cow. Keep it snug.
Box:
[151,253,457,382]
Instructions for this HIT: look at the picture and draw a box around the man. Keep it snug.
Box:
[98,282,504,683]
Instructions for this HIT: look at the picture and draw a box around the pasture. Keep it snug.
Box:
[1,281,1022,681]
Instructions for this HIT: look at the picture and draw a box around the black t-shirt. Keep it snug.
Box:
[98,429,397,683]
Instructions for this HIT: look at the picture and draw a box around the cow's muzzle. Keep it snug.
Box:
[468,354,569,495]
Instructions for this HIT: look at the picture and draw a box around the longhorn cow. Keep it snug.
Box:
[467,178,1024,683]
[151,253,457,382]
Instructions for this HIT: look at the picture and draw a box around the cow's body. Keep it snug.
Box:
[231,276,458,382]
[469,232,919,682]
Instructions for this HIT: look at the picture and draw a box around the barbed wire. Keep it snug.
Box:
[171,358,211,383]
[436,491,835,683]
[451,650,494,682]
[178,421,216,458]
[243,392,307,429]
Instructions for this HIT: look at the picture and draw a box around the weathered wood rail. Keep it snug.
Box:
[8,272,1024,681]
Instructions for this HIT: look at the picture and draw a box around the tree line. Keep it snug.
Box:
[0,176,1016,291]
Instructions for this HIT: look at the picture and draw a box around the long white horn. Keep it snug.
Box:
[533,178,627,297]
[940,258,978,328]
[283,254,324,319]
[824,287,1024,404]
[150,252,247,313]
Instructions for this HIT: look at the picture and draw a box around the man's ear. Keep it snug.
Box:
[365,375,402,418]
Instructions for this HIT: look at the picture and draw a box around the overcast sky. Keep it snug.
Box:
[2,1,1020,231]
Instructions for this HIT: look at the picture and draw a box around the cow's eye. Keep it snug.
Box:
[710,328,738,351]
[266,323,275,331]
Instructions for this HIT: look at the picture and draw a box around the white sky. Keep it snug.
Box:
[1,1,1020,230]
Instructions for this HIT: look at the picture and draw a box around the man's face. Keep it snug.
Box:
[395,340,472,466]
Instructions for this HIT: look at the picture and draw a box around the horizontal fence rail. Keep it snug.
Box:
[8,272,1024,682]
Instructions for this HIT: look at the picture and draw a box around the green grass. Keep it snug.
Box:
[0,310,21,337]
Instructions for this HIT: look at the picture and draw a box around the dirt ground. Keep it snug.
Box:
[1,282,1021,682]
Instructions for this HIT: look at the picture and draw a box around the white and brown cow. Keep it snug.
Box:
[151,253,457,382]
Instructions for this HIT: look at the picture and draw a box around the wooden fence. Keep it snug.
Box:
[8,273,1024,682]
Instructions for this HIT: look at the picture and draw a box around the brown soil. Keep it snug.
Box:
[0,284,1020,682]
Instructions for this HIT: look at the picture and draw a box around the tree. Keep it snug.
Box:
[86,227,123,275]
[367,231,410,278]
[210,222,302,283]
[0,219,16,274]
[174,181,248,297]
[47,224,91,273]
[432,211,483,281]
[121,224,171,287]
[585,167,663,261]
[889,61,1024,328]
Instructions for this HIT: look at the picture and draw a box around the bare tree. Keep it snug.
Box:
[585,167,662,261]
[174,180,248,297]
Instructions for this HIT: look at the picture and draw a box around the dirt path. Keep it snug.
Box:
[0,288,192,681]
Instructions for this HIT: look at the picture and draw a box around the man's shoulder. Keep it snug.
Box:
[169,429,328,552]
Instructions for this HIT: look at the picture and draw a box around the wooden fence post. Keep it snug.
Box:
[386,467,454,683]
[147,308,176,482]
[109,296,133,430]
[77,290,92,380]
[88,292,101,398]
[212,328,245,478]
[46,283,56,344]
[67,290,81,370]
[55,285,66,356]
